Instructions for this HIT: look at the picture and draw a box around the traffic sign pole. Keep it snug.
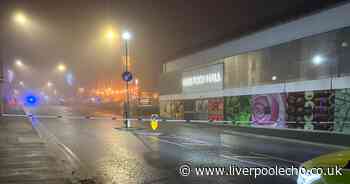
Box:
[124,39,129,128]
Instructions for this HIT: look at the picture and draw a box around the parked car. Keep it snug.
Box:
[297,150,350,184]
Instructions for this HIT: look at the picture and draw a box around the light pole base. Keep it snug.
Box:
[124,119,131,128]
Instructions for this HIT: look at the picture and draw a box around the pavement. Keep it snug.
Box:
[5,104,343,184]
[0,115,66,184]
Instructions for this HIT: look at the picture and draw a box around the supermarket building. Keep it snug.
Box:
[158,3,350,133]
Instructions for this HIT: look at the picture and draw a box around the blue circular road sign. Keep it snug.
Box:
[122,71,133,82]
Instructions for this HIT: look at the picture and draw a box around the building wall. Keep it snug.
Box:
[224,96,251,125]
[160,100,184,119]
[334,89,350,132]
[164,2,350,73]
[160,26,350,96]
[159,70,182,95]
[159,3,350,134]
[160,89,350,133]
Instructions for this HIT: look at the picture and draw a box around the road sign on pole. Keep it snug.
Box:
[122,71,133,82]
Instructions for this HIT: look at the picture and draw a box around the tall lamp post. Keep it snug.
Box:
[122,31,132,128]
[0,11,29,114]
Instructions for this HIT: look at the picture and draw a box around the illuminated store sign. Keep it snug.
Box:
[182,64,223,93]
[182,72,221,87]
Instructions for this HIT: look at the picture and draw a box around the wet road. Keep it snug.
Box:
[24,105,342,184]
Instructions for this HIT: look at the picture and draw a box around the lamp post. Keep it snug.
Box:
[122,31,132,128]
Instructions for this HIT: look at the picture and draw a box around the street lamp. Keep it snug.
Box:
[122,32,131,40]
[15,59,23,67]
[105,29,116,40]
[13,12,28,25]
[57,63,66,72]
[102,25,117,42]
[122,31,132,128]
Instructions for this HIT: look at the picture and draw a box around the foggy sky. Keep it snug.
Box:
[1,0,348,91]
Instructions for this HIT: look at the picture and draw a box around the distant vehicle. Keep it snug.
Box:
[297,150,350,184]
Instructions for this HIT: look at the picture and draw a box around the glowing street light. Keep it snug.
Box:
[102,26,118,43]
[13,12,28,25]
[122,31,132,40]
[105,29,116,40]
[57,64,66,72]
[15,59,23,67]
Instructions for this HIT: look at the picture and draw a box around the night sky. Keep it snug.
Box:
[0,0,348,91]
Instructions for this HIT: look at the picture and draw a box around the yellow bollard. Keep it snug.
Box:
[150,119,158,130]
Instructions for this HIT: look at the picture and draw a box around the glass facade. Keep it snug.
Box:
[160,26,350,93]
[224,26,350,88]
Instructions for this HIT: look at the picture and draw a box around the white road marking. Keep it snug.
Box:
[220,154,270,167]
[157,139,189,148]
[160,135,213,146]
[250,152,302,165]
[165,120,187,122]
[222,155,271,159]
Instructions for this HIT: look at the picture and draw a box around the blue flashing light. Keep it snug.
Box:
[22,90,40,108]
[26,96,37,104]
